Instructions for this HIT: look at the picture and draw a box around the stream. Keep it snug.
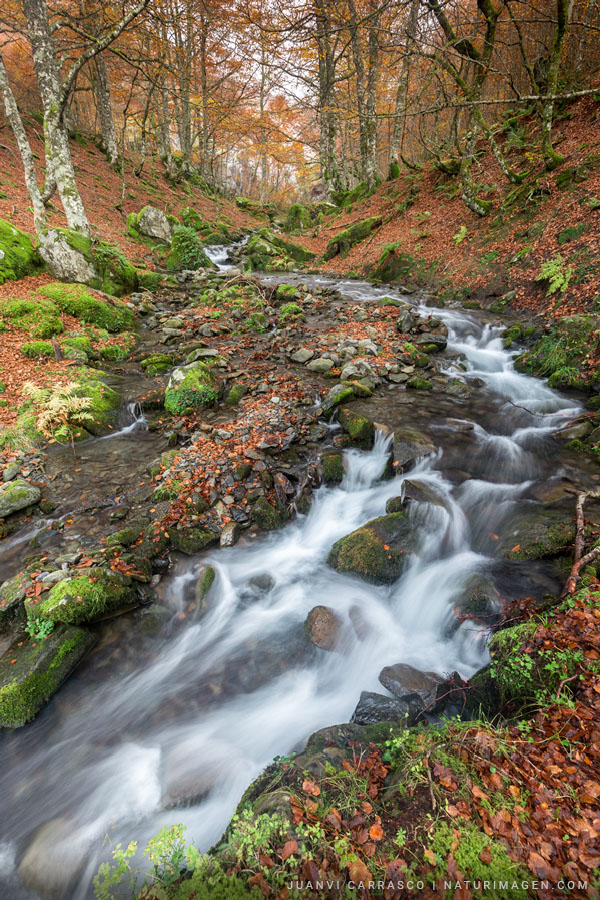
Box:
[0,271,594,899]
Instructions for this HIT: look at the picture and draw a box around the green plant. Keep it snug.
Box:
[22,380,94,442]
[21,341,54,358]
[452,225,468,245]
[278,303,305,325]
[535,254,574,296]
[25,617,55,640]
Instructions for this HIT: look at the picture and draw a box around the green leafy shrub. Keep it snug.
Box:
[452,225,468,244]
[167,225,215,271]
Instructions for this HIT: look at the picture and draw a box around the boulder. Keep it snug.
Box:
[18,818,88,898]
[378,663,443,705]
[322,383,354,415]
[327,512,417,584]
[0,478,41,518]
[30,569,134,625]
[0,625,96,727]
[351,691,421,726]
[500,509,575,560]
[134,206,173,243]
[402,479,446,508]
[322,451,345,485]
[305,605,343,651]
[306,357,334,374]
[0,217,40,284]
[165,362,218,415]
[291,348,314,364]
[0,574,29,631]
[338,407,375,448]
[393,427,435,469]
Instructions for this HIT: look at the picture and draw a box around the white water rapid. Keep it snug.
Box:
[0,277,584,899]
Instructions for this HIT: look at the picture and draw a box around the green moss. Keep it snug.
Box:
[21,340,54,358]
[165,363,218,415]
[406,375,432,390]
[141,353,174,376]
[337,407,374,447]
[1,297,63,338]
[58,230,140,296]
[513,314,600,390]
[170,528,218,554]
[71,373,121,435]
[322,452,344,484]
[284,203,311,233]
[278,302,305,325]
[197,566,216,603]
[258,228,315,263]
[37,283,134,332]
[323,216,382,261]
[252,496,287,531]
[0,626,94,727]
[135,268,162,291]
[327,512,416,584]
[0,218,40,284]
[31,569,132,625]
[225,383,248,406]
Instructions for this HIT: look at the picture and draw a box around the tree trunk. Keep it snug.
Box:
[389,0,419,177]
[94,54,119,168]
[23,0,90,235]
[541,0,571,169]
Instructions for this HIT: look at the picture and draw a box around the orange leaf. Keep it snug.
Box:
[369,823,383,841]
[281,840,297,861]
[302,780,320,796]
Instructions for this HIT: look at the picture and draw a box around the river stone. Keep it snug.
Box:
[2,462,21,482]
[327,512,417,584]
[137,205,172,243]
[307,357,334,374]
[378,663,443,704]
[291,347,314,364]
[396,309,415,333]
[18,817,89,898]
[220,521,239,547]
[500,509,576,560]
[393,427,435,470]
[0,478,41,517]
[403,479,446,508]
[413,332,447,351]
[171,528,219,555]
[30,568,134,625]
[351,691,421,726]
[196,566,216,608]
[0,574,30,631]
[322,383,354,415]
[337,407,375,448]
[0,625,96,727]
[322,451,345,484]
[305,605,343,651]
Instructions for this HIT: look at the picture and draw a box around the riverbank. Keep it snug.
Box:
[1,244,600,898]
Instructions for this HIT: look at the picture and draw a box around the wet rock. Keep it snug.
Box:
[500,509,576,560]
[403,479,446,508]
[413,332,447,351]
[406,375,432,390]
[18,817,87,898]
[305,605,343,651]
[307,357,334,374]
[322,451,345,484]
[171,528,219,555]
[196,566,216,607]
[0,574,30,631]
[0,478,41,517]
[338,407,375,448]
[396,310,415,333]
[351,691,421,726]
[0,625,96,727]
[393,427,435,470]
[252,496,287,531]
[457,575,501,622]
[322,383,354,415]
[378,663,443,704]
[327,512,417,584]
[349,604,372,640]
[220,522,239,547]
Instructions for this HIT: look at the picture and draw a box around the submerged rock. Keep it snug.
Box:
[327,512,417,584]
[500,510,575,560]
[18,817,88,898]
[305,605,343,651]
[351,690,421,726]
[393,427,435,469]
[0,478,41,518]
[0,625,96,727]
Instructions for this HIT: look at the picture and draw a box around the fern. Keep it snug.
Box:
[22,381,95,439]
[453,225,468,245]
[535,254,574,296]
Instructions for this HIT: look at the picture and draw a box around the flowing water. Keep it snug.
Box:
[0,274,594,899]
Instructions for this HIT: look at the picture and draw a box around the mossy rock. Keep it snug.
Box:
[225,383,248,406]
[258,228,315,263]
[30,568,134,625]
[21,340,54,359]
[284,203,312,233]
[0,625,96,727]
[179,206,206,232]
[141,353,174,376]
[327,512,417,584]
[165,362,218,415]
[406,375,432,390]
[500,510,575,560]
[323,216,382,261]
[370,243,419,284]
[0,218,40,284]
[60,230,140,296]
[337,407,375,448]
[0,478,41,517]
[37,282,134,332]
[70,374,121,435]
[170,528,219,555]
[252,496,287,531]
[322,451,344,484]
[487,621,545,707]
